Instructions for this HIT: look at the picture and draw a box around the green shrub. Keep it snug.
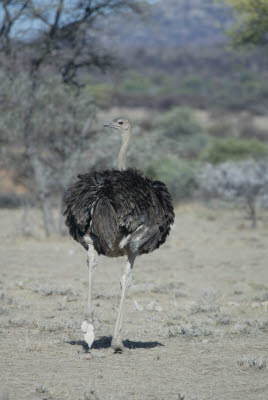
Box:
[179,75,206,94]
[87,84,113,109]
[259,85,268,99]
[154,107,208,158]
[146,158,197,201]
[120,71,159,95]
[156,106,205,140]
[176,134,209,158]
[201,138,268,164]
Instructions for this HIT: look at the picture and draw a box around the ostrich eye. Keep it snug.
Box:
[118,121,123,125]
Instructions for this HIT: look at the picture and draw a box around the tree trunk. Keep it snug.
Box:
[247,197,257,229]
[30,152,56,236]
[23,74,55,236]
[58,193,67,236]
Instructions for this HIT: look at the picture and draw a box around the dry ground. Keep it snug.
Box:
[1,204,268,400]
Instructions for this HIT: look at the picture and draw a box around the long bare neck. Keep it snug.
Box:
[118,130,130,171]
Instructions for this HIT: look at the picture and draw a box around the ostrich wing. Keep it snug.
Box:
[64,171,119,250]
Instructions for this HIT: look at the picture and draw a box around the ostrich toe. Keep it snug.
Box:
[81,320,94,348]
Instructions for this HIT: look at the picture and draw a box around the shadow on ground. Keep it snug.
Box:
[67,336,164,350]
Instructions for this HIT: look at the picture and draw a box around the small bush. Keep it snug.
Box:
[197,159,268,227]
[120,70,159,95]
[179,75,206,94]
[146,158,197,201]
[201,138,268,164]
[156,106,205,140]
[138,116,155,132]
[88,84,113,109]
[154,107,209,158]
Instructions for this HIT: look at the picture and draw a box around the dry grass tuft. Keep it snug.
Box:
[81,388,99,400]
[0,306,9,315]
[252,292,268,302]
[169,322,213,338]
[30,284,76,297]
[33,318,80,333]
[25,341,42,352]
[191,304,220,314]
[6,318,29,328]
[237,356,267,369]
[35,384,52,399]
[216,315,232,325]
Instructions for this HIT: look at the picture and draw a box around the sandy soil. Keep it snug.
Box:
[1,204,268,400]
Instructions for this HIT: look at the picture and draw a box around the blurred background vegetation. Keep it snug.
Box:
[1,0,268,234]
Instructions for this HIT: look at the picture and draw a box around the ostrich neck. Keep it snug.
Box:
[118,131,130,171]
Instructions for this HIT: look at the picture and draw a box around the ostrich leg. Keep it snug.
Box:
[111,253,136,352]
[81,242,98,349]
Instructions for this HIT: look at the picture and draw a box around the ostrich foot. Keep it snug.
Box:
[111,337,125,353]
[81,320,94,349]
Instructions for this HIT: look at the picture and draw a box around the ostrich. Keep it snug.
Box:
[64,118,174,352]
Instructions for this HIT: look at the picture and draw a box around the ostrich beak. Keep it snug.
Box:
[104,122,116,129]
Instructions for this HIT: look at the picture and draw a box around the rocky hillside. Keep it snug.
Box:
[102,0,231,51]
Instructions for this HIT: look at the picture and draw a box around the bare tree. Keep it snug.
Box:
[0,0,144,79]
[197,159,268,228]
[0,70,99,235]
[0,0,30,54]
[0,0,145,235]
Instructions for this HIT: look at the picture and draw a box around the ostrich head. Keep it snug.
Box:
[104,118,131,171]
[104,118,130,135]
